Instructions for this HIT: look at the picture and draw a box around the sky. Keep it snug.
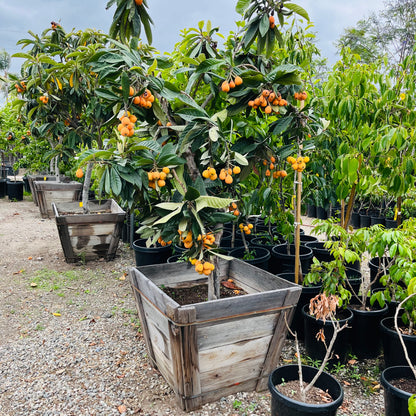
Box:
[0,0,386,75]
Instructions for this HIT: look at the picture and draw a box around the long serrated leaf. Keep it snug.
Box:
[233,151,249,166]
[235,0,251,15]
[153,206,182,225]
[259,14,270,37]
[172,165,186,196]
[110,167,122,195]
[156,202,184,211]
[195,196,235,212]
[284,3,310,21]
[208,126,219,142]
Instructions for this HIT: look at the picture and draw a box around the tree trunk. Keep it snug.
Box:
[82,161,93,214]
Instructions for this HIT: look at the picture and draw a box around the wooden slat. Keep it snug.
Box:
[255,287,301,391]
[152,344,175,387]
[179,307,201,410]
[68,223,116,237]
[199,335,272,373]
[197,313,277,351]
[130,268,179,318]
[230,258,300,292]
[199,356,265,393]
[187,379,256,411]
[141,296,171,344]
[193,288,297,322]
[129,270,157,367]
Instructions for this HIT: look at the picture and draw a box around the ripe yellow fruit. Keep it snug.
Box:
[233,166,241,174]
[225,175,233,184]
[75,168,84,178]
[162,167,170,174]
[234,76,243,86]
[303,156,310,163]
[221,81,230,92]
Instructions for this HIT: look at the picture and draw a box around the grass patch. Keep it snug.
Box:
[28,268,103,292]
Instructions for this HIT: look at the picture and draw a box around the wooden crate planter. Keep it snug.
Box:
[27,175,57,206]
[52,199,125,263]
[34,181,82,219]
[130,260,301,411]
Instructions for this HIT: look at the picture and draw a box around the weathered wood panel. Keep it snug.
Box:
[152,344,175,387]
[197,313,277,351]
[141,297,171,354]
[129,262,302,412]
[68,223,116,237]
[28,175,57,206]
[35,181,81,219]
[199,335,272,373]
[53,199,125,263]
[193,289,296,322]
[200,356,265,393]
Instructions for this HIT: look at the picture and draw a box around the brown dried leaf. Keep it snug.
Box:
[117,404,127,413]
[221,280,242,290]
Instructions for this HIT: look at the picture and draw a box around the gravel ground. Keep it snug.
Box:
[0,197,385,415]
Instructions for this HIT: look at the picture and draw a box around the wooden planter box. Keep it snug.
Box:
[52,199,125,263]
[130,260,301,411]
[27,175,57,206]
[34,181,82,219]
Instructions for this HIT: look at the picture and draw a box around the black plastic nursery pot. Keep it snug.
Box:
[350,211,361,228]
[347,301,388,359]
[306,204,317,218]
[132,238,173,266]
[359,212,371,228]
[385,218,398,229]
[371,215,385,226]
[315,206,328,220]
[228,247,271,271]
[218,236,245,253]
[380,317,416,368]
[268,364,344,416]
[0,178,6,198]
[299,234,319,245]
[6,180,24,201]
[250,236,284,251]
[302,305,353,366]
[270,244,313,275]
[380,366,415,416]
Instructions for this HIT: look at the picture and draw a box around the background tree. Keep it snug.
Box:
[0,49,11,101]
[336,0,416,65]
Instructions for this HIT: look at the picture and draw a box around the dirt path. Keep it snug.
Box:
[0,196,383,416]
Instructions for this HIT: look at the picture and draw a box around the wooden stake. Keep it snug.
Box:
[294,168,302,285]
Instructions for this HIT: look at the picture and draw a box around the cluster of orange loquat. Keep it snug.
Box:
[148,167,170,189]
[263,156,288,179]
[157,236,172,246]
[294,91,308,101]
[190,258,215,275]
[287,155,310,172]
[133,88,155,109]
[15,82,26,93]
[228,202,240,217]
[220,75,243,92]
[39,95,49,104]
[248,89,287,113]
[117,112,137,137]
[239,223,254,235]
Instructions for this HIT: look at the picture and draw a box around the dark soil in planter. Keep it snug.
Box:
[162,282,247,305]
[59,209,112,216]
[275,380,333,405]
[389,377,416,393]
